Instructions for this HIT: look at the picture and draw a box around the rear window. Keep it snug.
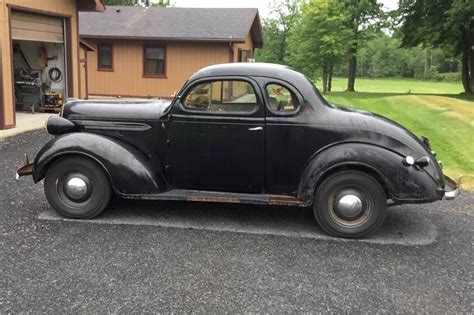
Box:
[265,83,300,113]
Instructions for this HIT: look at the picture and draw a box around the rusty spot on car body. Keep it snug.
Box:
[268,195,307,207]
[187,195,241,204]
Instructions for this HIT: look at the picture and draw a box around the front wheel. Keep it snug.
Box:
[314,171,387,238]
[44,156,111,219]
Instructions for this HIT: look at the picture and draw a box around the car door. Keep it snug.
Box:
[166,77,265,193]
[259,78,305,195]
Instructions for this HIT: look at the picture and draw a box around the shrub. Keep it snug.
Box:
[432,72,461,82]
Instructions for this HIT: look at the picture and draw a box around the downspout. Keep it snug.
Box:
[229,42,234,63]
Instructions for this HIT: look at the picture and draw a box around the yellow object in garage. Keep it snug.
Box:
[43,92,64,112]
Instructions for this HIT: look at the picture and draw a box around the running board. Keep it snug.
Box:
[120,189,309,207]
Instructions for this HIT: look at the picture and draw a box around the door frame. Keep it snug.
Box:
[167,76,266,192]
[172,75,265,117]
[5,4,73,128]
[0,36,5,129]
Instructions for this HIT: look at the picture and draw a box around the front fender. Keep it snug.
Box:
[33,133,166,195]
[297,143,443,204]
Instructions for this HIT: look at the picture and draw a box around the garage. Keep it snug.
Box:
[11,10,67,113]
[0,0,105,130]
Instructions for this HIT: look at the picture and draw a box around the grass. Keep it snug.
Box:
[323,77,465,94]
[315,77,474,190]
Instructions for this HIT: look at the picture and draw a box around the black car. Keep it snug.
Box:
[17,63,460,238]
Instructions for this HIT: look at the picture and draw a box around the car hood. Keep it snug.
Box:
[62,99,173,121]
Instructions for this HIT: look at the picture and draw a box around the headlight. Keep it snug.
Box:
[46,116,76,135]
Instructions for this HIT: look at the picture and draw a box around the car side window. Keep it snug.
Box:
[184,80,257,113]
[265,83,300,113]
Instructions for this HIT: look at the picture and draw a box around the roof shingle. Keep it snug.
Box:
[79,6,263,47]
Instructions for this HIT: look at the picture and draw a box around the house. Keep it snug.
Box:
[0,0,105,130]
[79,6,263,99]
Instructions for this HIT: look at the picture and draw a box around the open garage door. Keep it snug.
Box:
[11,11,64,43]
[11,10,67,113]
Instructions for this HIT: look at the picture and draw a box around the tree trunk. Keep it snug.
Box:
[278,37,286,64]
[322,64,328,93]
[470,50,474,94]
[277,28,289,64]
[328,64,333,92]
[461,50,469,93]
[424,49,428,79]
[347,43,357,92]
[461,25,473,94]
[468,25,474,94]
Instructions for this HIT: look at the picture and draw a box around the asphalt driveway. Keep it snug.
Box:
[1,130,472,313]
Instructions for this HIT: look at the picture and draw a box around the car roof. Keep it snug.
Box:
[189,63,307,83]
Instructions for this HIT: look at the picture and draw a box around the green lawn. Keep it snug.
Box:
[316,78,474,190]
[322,77,465,94]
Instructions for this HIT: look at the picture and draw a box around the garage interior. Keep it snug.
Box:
[11,10,67,113]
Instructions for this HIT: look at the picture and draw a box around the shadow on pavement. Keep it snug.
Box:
[39,199,437,246]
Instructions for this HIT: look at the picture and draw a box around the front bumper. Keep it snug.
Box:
[15,154,33,180]
[443,175,462,200]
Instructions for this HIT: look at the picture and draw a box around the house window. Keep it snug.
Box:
[144,45,166,77]
[238,49,252,62]
[97,43,113,70]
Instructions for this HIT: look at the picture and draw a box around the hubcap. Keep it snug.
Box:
[328,188,373,228]
[63,175,91,202]
[336,194,363,219]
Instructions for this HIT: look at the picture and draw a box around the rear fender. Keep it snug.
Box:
[33,133,166,195]
[298,143,442,204]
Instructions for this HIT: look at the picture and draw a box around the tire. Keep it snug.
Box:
[314,170,387,238]
[44,156,111,219]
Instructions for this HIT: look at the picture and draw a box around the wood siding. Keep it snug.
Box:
[0,0,80,129]
[79,45,87,99]
[86,40,232,99]
[233,33,254,62]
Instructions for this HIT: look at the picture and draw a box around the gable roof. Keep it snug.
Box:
[79,6,263,48]
[77,0,106,12]
[79,39,96,51]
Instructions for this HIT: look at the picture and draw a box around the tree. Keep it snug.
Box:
[152,0,171,7]
[255,0,300,64]
[342,0,385,91]
[287,0,351,92]
[399,0,474,94]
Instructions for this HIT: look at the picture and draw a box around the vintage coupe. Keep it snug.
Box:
[17,63,460,238]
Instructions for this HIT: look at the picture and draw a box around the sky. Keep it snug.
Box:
[169,0,399,18]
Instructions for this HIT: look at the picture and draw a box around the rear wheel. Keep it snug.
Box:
[314,171,387,238]
[44,156,111,219]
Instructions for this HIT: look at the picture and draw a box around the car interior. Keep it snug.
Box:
[184,80,257,113]
[184,80,300,114]
[266,84,299,112]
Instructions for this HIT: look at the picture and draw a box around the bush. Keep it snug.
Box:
[432,72,461,82]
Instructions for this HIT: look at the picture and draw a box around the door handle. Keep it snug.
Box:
[248,126,263,131]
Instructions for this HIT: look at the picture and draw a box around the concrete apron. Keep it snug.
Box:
[0,112,53,140]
